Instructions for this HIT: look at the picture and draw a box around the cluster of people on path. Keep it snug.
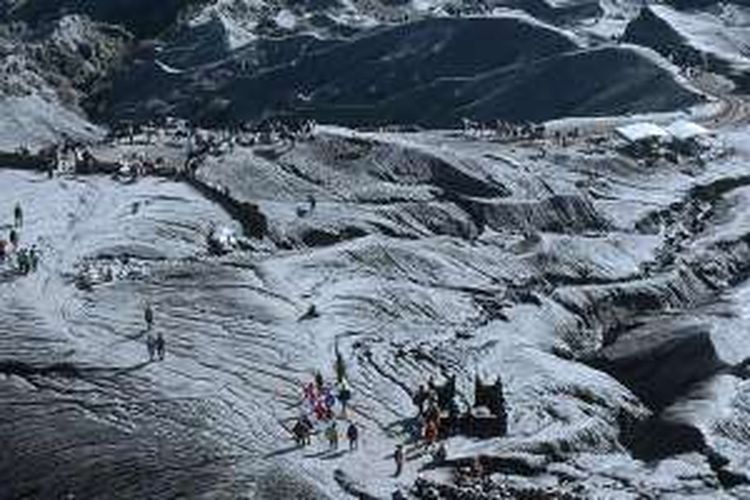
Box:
[551,127,581,148]
[460,117,591,149]
[234,117,317,148]
[462,118,546,142]
[38,140,95,175]
[290,363,469,481]
[143,303,166,362]
[292,350,359,453]
[109,115,318,181]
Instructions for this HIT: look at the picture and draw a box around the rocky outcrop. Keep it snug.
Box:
[588,324,725,410]
[624,5,750,90]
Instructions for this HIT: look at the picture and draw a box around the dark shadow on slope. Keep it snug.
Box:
[429,454,543,476]
[0,360,152,379]
[319,450,348,460]
[586,324,726,412]
[618,411,750,487]
[225,16,577,123]
[621,414,706,461]
[263,444,303,459]
[218,35,697,127]
[101,16,699,127]
[624,6,750,91]
[300,226,369,247]
[9,0,199,38]
[586,321,750,484]
[103,17,577,126]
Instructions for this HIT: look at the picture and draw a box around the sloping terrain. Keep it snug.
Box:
[101,16,700,127]
[4,0,202,37]
[624,4,750,90]
[2,121,750,498]
[2,0,750,499]
[0,14,128,150]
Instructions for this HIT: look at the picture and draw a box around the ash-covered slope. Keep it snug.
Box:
[624,4,750,90]
[0,15,128,149]
[664,0,750,8]
[0,0,707,136]
[377,45,700,125]
[5,123,750,498]
[102,16,700,127]
[3,0,201,37]
[2,0,750,498]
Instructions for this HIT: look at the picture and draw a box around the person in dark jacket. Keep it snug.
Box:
[144,303,154,331]
[346,421,359,450]
[394,444,405,477]
[412,384,427,416]
[155,332,165,361]
[13,203,23,228]
[146,334,156,361]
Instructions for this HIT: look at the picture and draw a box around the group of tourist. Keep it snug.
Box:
[462,118,547,141]
[292,351,360,453]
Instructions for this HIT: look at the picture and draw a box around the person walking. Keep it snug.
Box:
[334,348,347,383]
[17,249,29,275]
[314,398,328,421]
[304,380,317,412]
[293,416,312,447]
[412,384,427,416]
[144,303,154,331]
[424,419,439,446]
[13,203,23,228]
[146,334,156,361]
[324,386,336,414]
[155,332,165,361]
[29,246,39,272]
[308,195,317,214]
[346,421,359,451]
[394,444,405,477]
[326,422,339,451]
[337,378,352,417]
[301,414,313,446]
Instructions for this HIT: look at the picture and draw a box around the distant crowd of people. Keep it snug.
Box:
[461,117,587,148]
[107,116,318,179]
[462,118,546,141]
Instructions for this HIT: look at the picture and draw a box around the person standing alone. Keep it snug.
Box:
[144,302,154,331]
[155,332,165,361]
[347,421,359,451]
[13,203,23,228]
[394,444,405,477]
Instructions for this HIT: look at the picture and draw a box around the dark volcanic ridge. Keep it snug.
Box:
[101,17,701,127]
